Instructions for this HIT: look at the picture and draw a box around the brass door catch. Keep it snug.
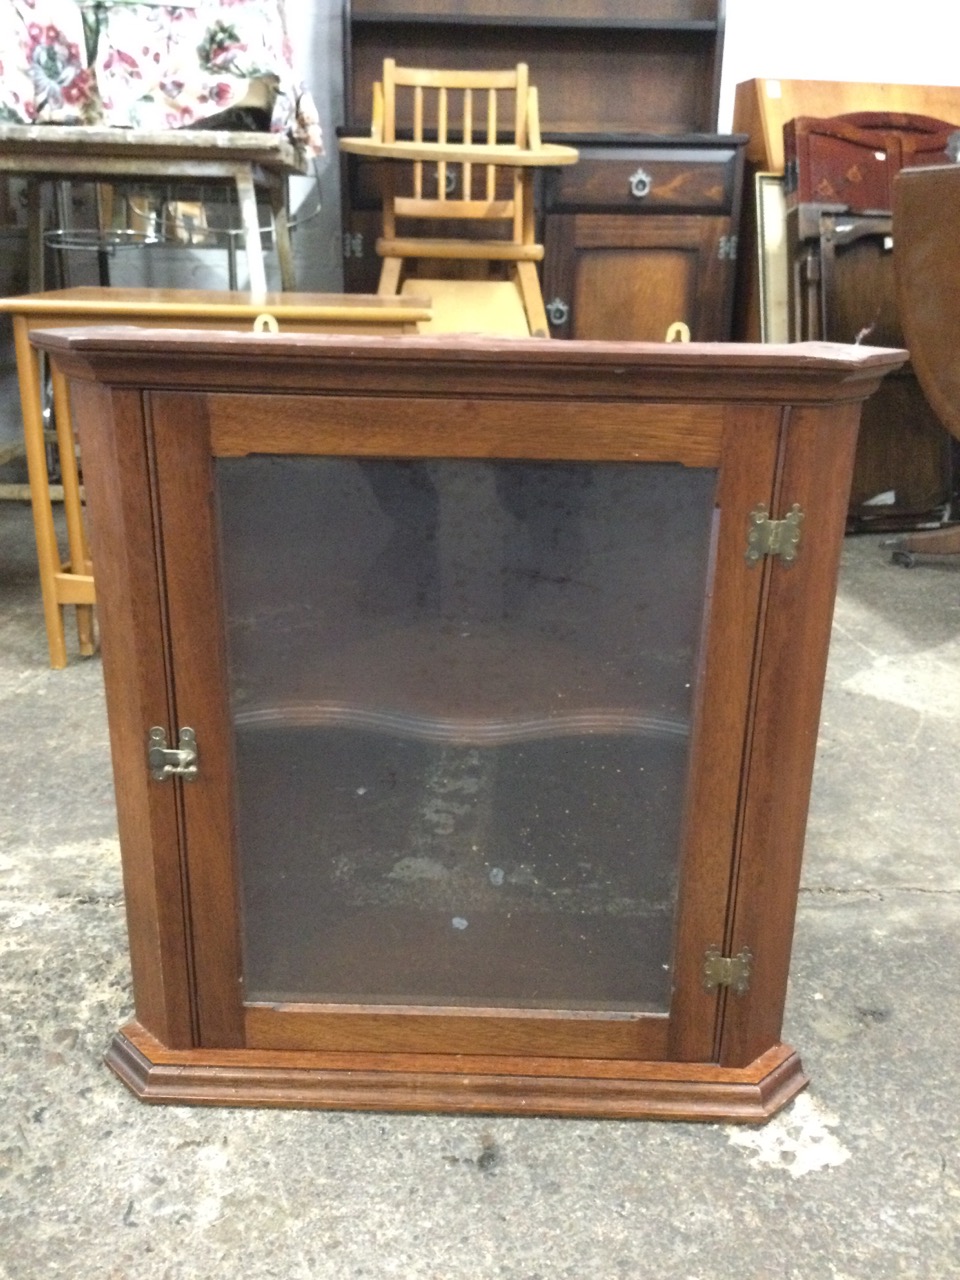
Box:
[148,726,198,781]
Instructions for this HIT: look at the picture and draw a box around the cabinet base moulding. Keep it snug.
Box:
[105,1024,809,1123]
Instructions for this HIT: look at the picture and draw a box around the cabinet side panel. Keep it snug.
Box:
[719,400,861,1068]
[68,380,195,1049]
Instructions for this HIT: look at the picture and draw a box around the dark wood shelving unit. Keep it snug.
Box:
[339,0,746,341]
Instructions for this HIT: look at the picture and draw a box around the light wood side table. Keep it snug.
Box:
[0,126,310,294]
[0,287,431,668]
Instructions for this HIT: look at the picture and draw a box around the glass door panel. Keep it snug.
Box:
[215,457,717,1014]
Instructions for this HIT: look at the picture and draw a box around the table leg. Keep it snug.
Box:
[13,316,67,668]
[234,167,267,297]
[266,176,296,290]
[27,180,44,293]
[50,364,96,656]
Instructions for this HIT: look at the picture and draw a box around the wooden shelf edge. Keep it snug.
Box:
[105,1026,808,1123]
[349,15,719,32]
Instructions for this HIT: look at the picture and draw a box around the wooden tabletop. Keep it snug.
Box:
[893,163,960,443]
[0,126,309,176]
[0,287,432,323]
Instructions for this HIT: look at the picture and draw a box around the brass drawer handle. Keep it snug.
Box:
[546,297,570,327]
[629,166,653,199]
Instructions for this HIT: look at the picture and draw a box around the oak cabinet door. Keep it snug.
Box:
[146,384,777,1066]
[543,213,735,342]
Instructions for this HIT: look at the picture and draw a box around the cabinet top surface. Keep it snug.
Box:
[32,328,907,403]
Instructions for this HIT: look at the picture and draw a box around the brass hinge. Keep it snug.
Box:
[148,726,198,782]
[717,234,738,260]
[703,945,752,995]
[745,504,804,566]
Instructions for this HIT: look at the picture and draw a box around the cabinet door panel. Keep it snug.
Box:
[544,213,733,341]
[147,387,780,1064]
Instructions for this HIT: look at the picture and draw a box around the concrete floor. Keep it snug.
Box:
[1,492,959,1279]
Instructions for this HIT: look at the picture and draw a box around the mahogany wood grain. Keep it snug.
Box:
[69,383,195,1048]
[117,1019,770,1081]
[32,330,905,407]
[41,329,905,1120]
[719,401,862,1069]
[107,1023,807,1121]
[667,403,782,1062]
[549,149,737,214]
[549,214,730,342]
[889,164,960,559]
[345,5,724,139]
[348,1,719,25]
[148,392,245,1049]
[245,1006,668,1059]
[209,395,723,466]
[893,164,960,444]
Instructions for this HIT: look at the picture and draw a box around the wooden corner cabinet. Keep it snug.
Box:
[339,0,747,342]
[36,328,904,1121]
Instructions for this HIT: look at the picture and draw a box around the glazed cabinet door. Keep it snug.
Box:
[543,213,736,341]
[146,385,782,1066]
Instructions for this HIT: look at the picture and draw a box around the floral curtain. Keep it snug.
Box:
[0,0,322,154]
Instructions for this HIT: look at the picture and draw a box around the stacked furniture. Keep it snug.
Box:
[782,111,958,530]
[732,79,960,531]
[732,77,960,342]
[339,0,746,342]
[886,164,960,565]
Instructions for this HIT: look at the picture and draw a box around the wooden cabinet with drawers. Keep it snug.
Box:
[339,1,746,340]
[542,137,744,341]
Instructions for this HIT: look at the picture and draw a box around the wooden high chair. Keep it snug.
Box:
[340,61,578,337]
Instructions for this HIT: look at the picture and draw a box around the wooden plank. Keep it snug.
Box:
[52,572,96,604]
[208,394,724,465]
[148,391,245,1049]
[718,401,863,1069]
[348,1,719,28]
[245,1006,669,1060]
[0,125,307,174]
[667,403,783,1062]
[107,1024,807,1121]
[0,287,432,320]
[116,1018,756,1082]
[69,383,195,1049]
